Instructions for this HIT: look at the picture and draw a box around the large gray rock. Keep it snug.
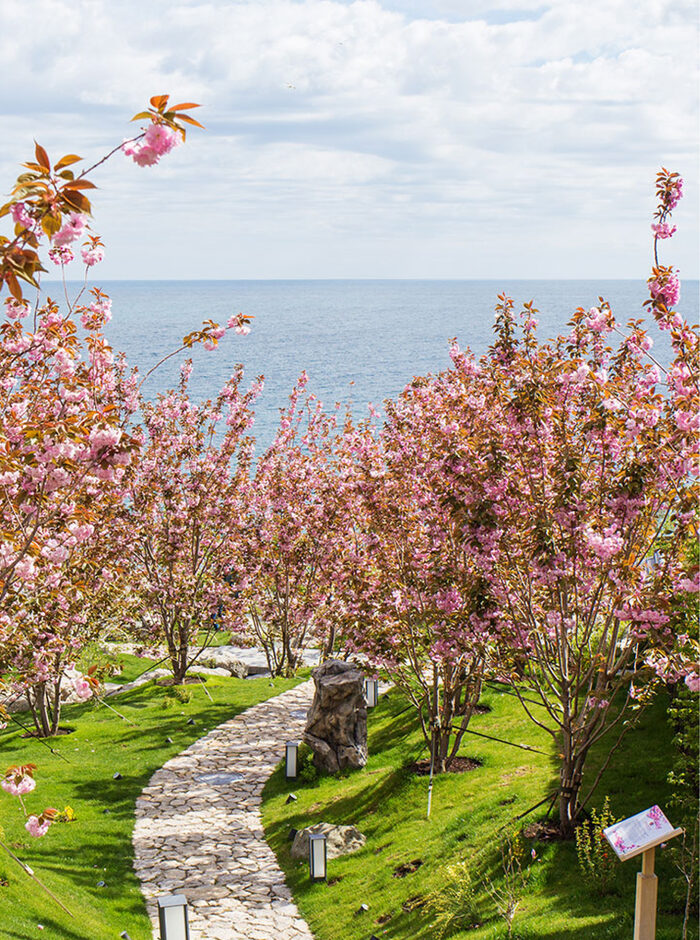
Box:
[195,649,248,678]
[303,659,368,773]
[290,823,366,860]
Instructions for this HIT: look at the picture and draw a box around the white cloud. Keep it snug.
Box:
[0,0,696,277]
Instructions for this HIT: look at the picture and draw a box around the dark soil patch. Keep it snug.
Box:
[473,703,492,714]
[523,819,568,842]
[411,756,482,776]
[327,876,344,886]
[393,859,423,878]
[22,726,75,738]
[376,913,393,925]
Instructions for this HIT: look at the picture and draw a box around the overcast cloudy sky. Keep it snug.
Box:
[1,0,697,279]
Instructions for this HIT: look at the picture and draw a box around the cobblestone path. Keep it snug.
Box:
[132,681,315,940]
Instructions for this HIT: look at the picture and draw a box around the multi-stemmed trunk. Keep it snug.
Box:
[26,679,63,737]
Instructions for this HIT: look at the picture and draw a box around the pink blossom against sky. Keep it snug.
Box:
[0,0,697,279]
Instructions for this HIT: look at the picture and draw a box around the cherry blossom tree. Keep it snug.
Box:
[242,375,358,676]
[0,95,236,732]
[119,359,261,684]
[342,376,499,774]
[440,169,698,833]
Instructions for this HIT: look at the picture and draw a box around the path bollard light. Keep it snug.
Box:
[157,894,190,940]
[364,678,378,708]
[285,741,299,779]
[309,832,327,882]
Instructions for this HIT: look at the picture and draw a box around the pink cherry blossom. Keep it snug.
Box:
[650,273,680,308]
[81,244,105,266]
[4,297,29,320]
[25,815,51,838]
[48,246,75,266]
[72,676,93,700]
[2,773,36,796]
[53,213,87,247]
[651,222,677,239]
[144,123,181,156]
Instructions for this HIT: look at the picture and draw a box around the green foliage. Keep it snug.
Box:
[666,683,699,925]
[163,685,193,706]
[425,860,479,937]
[298,748,320,785]
[75,641,122,679]
[575,797,620,895]
[481,828,535,938]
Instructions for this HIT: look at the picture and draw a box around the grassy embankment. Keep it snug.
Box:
[262,685,694,940]
[0,654,303,940]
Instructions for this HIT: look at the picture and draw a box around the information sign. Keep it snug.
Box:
[603,805,682,862]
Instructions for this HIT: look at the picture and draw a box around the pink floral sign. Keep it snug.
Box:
[604,806,679,861]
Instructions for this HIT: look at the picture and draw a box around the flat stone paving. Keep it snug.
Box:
[133,681,316,940]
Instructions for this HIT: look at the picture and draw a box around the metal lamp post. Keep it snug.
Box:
[364,678,378,708]
[285,741,299,779]
[309,832,327,881]
[157,894,190,940]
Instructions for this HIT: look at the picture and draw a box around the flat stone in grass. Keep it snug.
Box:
[290,823,366,860]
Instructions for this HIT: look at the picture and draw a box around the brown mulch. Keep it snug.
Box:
[393,859,423,878]
[410,756,483,776]
[473,703,492,714]
[376,913,393,925]
[523,819,567,842]
[22,726,75,738]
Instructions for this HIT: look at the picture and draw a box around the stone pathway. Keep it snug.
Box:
[132,682,316,940]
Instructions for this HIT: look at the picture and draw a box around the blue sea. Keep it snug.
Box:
[52,279,699,452]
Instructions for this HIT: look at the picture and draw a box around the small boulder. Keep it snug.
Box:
[290,823,366,860]
[195,650,248,678]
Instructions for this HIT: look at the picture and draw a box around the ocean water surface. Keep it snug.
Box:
[52,279,698,451]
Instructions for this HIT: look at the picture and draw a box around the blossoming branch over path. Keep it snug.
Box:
[133,682,315,940]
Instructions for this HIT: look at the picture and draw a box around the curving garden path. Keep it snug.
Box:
[132,681,316,940]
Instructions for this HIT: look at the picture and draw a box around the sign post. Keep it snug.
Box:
[603,805,683,940]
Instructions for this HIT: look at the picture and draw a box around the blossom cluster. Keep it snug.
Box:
[123,123,181,167]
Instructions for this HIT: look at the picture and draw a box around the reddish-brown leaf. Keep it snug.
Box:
[168,102,201,111]
[61,190,91,214]
[34,142,50,171]
[54,154,82,170]
[176,115,205,129]
[62,179,97,191]
[4,269,22,300]
[150,94,169,110]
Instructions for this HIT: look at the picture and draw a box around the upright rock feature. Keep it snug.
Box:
[303,659,368,773]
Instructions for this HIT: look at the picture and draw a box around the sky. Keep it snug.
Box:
[0,0,698,279]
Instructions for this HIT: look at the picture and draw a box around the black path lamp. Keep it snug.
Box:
[157,894,190,940]
[309,832,328,881]
[364,677,379,708]
[285,740,299,779]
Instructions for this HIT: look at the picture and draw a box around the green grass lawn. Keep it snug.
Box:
[0,671,303,940]
[261,686,695,940]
